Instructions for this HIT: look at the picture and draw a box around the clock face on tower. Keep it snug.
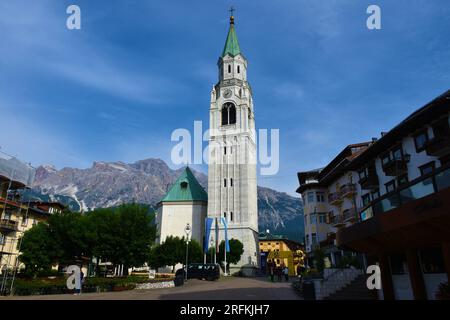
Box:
[223,89,232,98]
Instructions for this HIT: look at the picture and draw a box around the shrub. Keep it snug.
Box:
[436,282,450,300]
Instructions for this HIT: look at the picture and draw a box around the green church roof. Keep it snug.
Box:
[161,167,208,203]
[221,16,241,58]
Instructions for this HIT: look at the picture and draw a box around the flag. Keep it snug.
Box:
[215,217,219,253]
[221,217,230,252]
[204,217,214,252]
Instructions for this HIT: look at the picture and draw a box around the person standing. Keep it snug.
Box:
[283,265,289,282]
[268,260,275,282]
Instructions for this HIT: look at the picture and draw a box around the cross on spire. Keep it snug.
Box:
[229,6,235,17]
[229,6,235,25]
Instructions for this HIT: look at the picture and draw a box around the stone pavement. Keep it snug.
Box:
[1,276,302,300]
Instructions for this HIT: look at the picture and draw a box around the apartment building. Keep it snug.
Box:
[338,90,450,300]
[0,152,64,274]
[297,89,450,299]
[297,143,371,268]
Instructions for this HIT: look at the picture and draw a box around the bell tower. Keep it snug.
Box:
[207,10,259,275]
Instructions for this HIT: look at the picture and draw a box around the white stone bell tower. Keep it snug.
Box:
[207,12,259,275]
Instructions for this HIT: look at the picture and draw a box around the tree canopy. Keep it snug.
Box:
[19,204,156,276]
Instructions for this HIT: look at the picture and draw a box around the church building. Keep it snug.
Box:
[157,12,259,276]
[156,167,207,245]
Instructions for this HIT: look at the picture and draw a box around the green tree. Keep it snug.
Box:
[187,239,203,263]
[217,238,244,269]
[18,223,58,277]
[88,204,156,274]
[313,247,325,273]
[157,236,185,272]
[47,211,94,265]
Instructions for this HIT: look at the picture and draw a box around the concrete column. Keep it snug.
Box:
[406,249,427,300]
[379,254,395,300]
[442,243,450,283]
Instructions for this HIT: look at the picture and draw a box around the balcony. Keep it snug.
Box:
[0,219,18,232]
[340,184,357,198]
[382,154,410,176]
[342,208,358,223]
[358,167,379,190]
[329,213,345,228]
[359,163,450,222]
[328,192,343,206]
[425,136,450,158]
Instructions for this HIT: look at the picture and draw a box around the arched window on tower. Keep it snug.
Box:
[237,65,240,74]
[228,65,231,73]
[221,103,236,126]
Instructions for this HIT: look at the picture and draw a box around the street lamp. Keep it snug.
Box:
[184,223,191,281]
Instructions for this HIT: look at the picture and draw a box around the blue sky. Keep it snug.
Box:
[0,0,449,196]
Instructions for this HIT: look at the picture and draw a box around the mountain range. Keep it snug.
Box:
[29,158,304,242]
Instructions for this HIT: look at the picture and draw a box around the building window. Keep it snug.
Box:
[316,192,325,202]
[318,213,327,224]
[224,147,227,155]
[392,146,403,160]
[419,248,445,274]
[362,193,371,207]
[310,214,317,225]
[358,168,367,180]
[385,180,396,193]
[307,192,315,203]
[419,161,435,176]
[0,234,5,245]
[381,153,391,166]
[224,179,227,187]
[230,178,233,187]
[397,174,408,187]
[21,215,28,227]
[237,65,240,73]
[390,254,407,275]
[371,189,380,200]
[311,233,317,246]
[230,212,233,222]
[414,130,429,152]
[3,211,11,220]
[228,65,231,73]
[224,212,227,220]
[221,103,236,125]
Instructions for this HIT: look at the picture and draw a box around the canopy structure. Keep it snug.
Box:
[0,151,36,188]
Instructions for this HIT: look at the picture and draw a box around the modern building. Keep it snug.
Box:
[155,167,208,245]
[259,232,304,276]
[297,89,450,299]
[207,13,259,275]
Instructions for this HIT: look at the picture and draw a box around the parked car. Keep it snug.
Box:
[180,263,220,281]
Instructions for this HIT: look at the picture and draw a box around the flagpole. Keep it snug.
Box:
[224,243,227,276]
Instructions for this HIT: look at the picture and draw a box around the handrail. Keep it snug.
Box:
[359,162,450,220]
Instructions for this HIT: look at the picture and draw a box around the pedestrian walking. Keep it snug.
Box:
[283,266,289,282]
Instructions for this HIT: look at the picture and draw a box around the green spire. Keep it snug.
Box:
[221,15,241,58]
[161,167,207,202]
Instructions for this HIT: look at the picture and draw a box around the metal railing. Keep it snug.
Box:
[360,163,450,221]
